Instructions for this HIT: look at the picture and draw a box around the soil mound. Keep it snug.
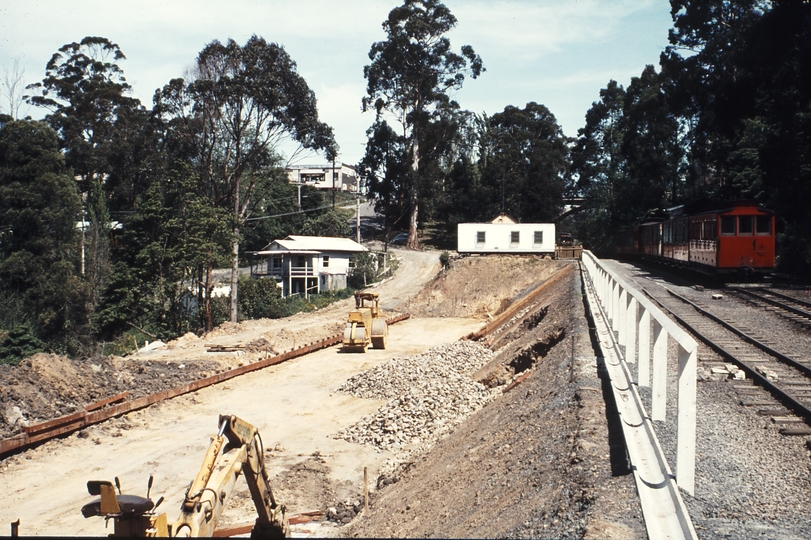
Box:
[407,255,564,318]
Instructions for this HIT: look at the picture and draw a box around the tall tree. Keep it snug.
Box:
[358,120,409,240]
[479,102,568,223]
[155,35,337,323]
[25,36,143,195]
[363,0,483,249]
[618,66,683,220]
[570,81,627,254]
[25,37,150,308]
[660,0,768,196]
[0,120,89,353]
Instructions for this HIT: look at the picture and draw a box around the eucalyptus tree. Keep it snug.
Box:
[479,102,568,224]
[363,0,483,249]
[25,36,149,305]
[25,36,144,196]
[154,35,337,323]
[570,81,627,254]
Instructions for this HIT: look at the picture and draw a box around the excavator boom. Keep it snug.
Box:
[82,415,289,538]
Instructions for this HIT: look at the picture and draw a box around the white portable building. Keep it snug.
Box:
[457,222,556,254]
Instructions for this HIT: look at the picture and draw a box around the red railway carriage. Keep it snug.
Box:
[618,200,775,276]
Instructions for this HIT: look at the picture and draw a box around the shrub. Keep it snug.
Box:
[0,325,47,365]
[238,276,287,320]
[439,250,451,270]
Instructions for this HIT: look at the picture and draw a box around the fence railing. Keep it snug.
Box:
[581,250,698,494]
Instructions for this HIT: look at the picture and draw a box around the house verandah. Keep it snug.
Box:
[248,235,366,298]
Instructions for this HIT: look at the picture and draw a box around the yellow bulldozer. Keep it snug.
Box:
[342,291,388,352]
[81,415,289,537]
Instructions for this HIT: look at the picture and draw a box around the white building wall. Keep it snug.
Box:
[457,223,556,253]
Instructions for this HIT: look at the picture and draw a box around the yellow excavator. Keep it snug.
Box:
[343,291,388,352]
[81,414,289,537]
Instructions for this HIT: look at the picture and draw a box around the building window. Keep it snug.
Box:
[322,255,330,268]
[533,231,543,245]
[510,231,520,244]
[476,231,485,244]
[297,255,306,267]
[348,257,355,268]
[272,256,282,269]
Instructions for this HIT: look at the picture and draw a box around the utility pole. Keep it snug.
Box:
[356,195,361,244]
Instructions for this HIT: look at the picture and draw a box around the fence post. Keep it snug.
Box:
[652,319,668,422]
[638,307,651,386]
[677,345,697,494]
[626,297,637,364]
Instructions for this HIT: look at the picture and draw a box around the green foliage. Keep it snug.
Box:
[479,102,569,223]
[570,66,681,255]
[237,276,286,320]
[0,120,90,352]
[95,164,231,340]
[0,325,47,365]
[281,288,355,315]
[348,251,380,289]
[25,36,145,201]
[363,0,483,247]
[299,208,353,238]
[154,35,337,323]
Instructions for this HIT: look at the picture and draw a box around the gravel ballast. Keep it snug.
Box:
[334,341,499,453]
[603,258,811,539]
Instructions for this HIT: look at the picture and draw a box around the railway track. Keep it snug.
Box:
[620,271,811,435]
[731,287,811,330]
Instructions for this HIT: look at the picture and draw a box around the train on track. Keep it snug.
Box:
[615,200,776,277]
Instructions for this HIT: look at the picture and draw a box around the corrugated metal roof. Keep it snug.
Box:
[259,235,366,253]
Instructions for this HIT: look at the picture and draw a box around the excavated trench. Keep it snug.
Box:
[508,326,567,374]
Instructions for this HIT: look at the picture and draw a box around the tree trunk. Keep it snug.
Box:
[204,259,214,333]
[230,227,239,323]
[406,133,420,250]
[230,180,241,323]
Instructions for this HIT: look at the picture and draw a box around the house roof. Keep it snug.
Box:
[256,235,367,254]
[490,213,517,224]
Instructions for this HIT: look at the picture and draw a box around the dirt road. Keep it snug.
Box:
[0,248,467,537]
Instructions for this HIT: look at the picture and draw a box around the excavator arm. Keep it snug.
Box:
[172,415,289,538]
[82,414,288,538]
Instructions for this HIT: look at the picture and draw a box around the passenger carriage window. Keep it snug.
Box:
[738,216,754,235]
[720,216,736,235]
[756,216,771,235]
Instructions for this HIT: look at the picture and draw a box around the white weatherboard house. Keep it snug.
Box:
[457,215,556,254]
[250,235,366,298]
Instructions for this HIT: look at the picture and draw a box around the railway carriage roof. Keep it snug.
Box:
[666,199,771,218]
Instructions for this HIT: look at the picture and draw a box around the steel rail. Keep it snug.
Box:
[733,287,811,321]
[0,314,411,458]
[649,288,811,421]
[764,288,811,310]
[581,263,698,540]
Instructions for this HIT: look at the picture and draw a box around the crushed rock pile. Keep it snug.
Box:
[334,341,498,453]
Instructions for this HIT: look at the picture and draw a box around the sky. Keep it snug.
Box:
[0,0,674,166]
